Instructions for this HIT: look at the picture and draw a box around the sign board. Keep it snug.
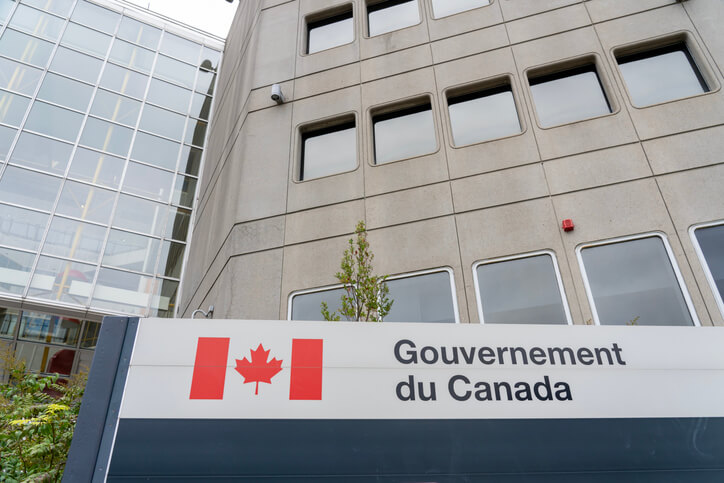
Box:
[64,318,724,482]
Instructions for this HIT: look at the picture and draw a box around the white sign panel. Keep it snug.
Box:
[120,319,724,420]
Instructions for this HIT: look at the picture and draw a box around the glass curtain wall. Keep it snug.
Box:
[0,0,222,318]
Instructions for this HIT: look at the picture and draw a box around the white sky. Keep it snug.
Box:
[123,0,239,38]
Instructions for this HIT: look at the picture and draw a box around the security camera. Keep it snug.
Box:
[271,84,284,104]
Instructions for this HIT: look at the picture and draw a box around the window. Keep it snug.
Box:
[431,0,490,19]
[691,222,724,317]
[529,63,612,128]
[300,119,356,181]
[307,8,354,54]
[616,42,709,107]
[373,102,436,164]
[447,82,521,146]
[367,0,419,37]
[577,235,697,326]
[474,252,571,325]
[289,269,458,323]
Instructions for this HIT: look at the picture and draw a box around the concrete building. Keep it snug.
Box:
[0,0,223,375]
[180,0,724,330]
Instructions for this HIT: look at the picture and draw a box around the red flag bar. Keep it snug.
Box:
[189,337,230,400]
[289,338,323,400]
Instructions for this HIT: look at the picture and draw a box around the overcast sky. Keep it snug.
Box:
[124,0,239,38]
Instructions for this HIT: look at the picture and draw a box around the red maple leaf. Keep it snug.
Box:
[234,344,283,395]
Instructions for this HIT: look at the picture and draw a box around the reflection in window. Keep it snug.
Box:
[18,311,81,346]
[80,117,134,157]
[71,0,119,33]
[23,0,74,17]
[117,15,161,50]
[172,175,197,208]
[373,103,436,164]
[179,145,202,176]
[617,43,709,107]
[159,240,185,278]
[61,22,112,58]
[0,307,19,339]
[0,204,49,251]
[300,121,356,181]
[165,207,191,241]
[109,39,155,73]
[131,132,180,170]
[9,4,64,41]
[122,161,174,202]
[24,101,84,142]
[103,229,160,274]
[56,181,116,224]
[367,0,420,37]
[0,57,43,95]
[0,166,62,211]
[147,78,192,113]
[28,255,96,304]
[475,254,569,325]
[10,132,73,174]
[431,0,490,18]
[50,47,103,84]
[0,90,31,126]
[140,104,186,141]
[0,247,34,295]
[579,236,695,326]
[529,64,611,128]
[80,321,101,349]
[15,342,76,375]
[90,89,142,126]
[448,84,521,146]
[37,73,94,112]
[291,287,348,321]
[42,216,106,263]
[195,69,215,95]
[201,47,221,71]
[92,267,153,315]
[189,93,212,120]
[307,9,354,54]
[693,224,724,316]
[0,125,16,160]
[154,55,196,89]
[0,0,15,24]
[0,29,54,67]
[185,119,207,147]
[100,64,148,99]
[113,194,167,236]
[150,278,178,317]
[160,31,201,65]
[68,148,125,188]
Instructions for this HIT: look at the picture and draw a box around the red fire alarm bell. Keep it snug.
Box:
[562,219,574,232]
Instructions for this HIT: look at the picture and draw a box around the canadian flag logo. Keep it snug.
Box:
[188,338,323,401]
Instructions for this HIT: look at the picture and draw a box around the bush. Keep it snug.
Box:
[0,347,86,482]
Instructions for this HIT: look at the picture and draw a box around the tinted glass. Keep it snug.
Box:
[165,206,190,241]
[448,86,521,146]
[28,255,95,304]
[301,123,356,180]
[154,55,196,89]
[24,101,84,141]
[158,240,184,278]
[42,216,106,263]
[92,267,152,315]
[0,203,49,250]
[113,194,167,236]
[150,278,178,317]
[9,4,64,40]
[291,287,347,321]
[90,89,142,126]
[618,44,708,107]
[122,161,174,202]
[56,180,115,224]
[0,166,61,211]
[0,29,54,66]
[189,92,212,120]
[476,255,568,324]
[139,104,186,141]
[131,132,180,170]
[530,66,611,128]
[308,11,354,54]
[10,132,73,174]
[373,105,436,164]
[0,57,43,94]
[117,16,161,49]
[172,175,196,208]
[368,0,419,37]
[37,73,94,112]
[0,90,30,126]
[80,118,134,156]
[50,47,103,84]
[195,69,215,95]
[71,0,119,33]
[0,247,34,295]
[100,64,149,99]
[386,271,456,323]
[431,0,490,18]
[179,145,202,176]
[103,229,160,274]
[581,237,694,326]
[694,225,724,306]
[0,307,19,339]
[80,321,101,349]
[159,32,201,65]
[15,342,76,374]
[23,0,73,17]
[185,119,207,147]
[0,125,15,161]
[201,47,221,71]
[68,147,125,188]
[147,78,192,113]
[109,39,155,73]
[61,22,112,58]
[18,311,82,346]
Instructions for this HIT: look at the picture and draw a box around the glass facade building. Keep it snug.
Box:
[0,0,223,374]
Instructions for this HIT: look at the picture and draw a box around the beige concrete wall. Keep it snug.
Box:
[180,0,724,326]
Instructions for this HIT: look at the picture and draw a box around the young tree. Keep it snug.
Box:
[321,221,393,322]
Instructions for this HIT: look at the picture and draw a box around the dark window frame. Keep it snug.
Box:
[366,0,420,37]
[371,100,437,165]
[305,7,354,55]
[299,118,357,181]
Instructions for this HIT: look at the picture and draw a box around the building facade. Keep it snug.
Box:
[0,0,222,375]
[180,0,724,331]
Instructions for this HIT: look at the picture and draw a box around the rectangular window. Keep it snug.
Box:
[529,64,612,128]
[447,83,521,146]
[578,235,697,326]
[307,8,354,54]
[373,103,436,164]
[300,120,356,181]
[691,223,724,317]
[289,269,457,323]
[617,42,709,107]
[431,0,490,19]
[367,0,419,37]
[475,252,570,325]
